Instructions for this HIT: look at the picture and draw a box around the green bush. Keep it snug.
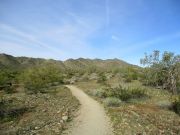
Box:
[177,82,180,94]
[3,86,14,94]
[20,65,64,94]
[0,69,19,93]
[0,98,29,122]
[124,77,132,83]
[97,73,107,84]
[172,95,180,115]
[123,67,139,82]
[118,89,132,101]
[103,85,146,101]
[131,88,146,98]
[104,97,122,107]
[140,51,180,94]
[0,70,9,86]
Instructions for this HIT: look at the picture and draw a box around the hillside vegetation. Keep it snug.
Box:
[0,54,133,71]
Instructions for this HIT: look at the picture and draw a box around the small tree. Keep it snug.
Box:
[140,50,180,94]
[20,65,64,93]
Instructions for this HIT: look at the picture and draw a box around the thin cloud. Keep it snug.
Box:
[0,40,30,52]
[0,23,66,56]
[0,40,62,59]
[111,35,120,41]
[42,13,101,53]
[0,16,100,59]
[127,32,180,52]
[66,12,90,28]
[106,32,180,57]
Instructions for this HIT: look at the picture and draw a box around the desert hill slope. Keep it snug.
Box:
[0,53,138,71]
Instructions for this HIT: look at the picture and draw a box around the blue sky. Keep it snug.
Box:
[0,0,180,65]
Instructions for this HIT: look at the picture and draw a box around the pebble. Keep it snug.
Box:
[60,120,64,123]
[34,126,39,130]
[62,116,68,121]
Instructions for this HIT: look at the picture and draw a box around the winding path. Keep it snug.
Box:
[65,85,113,135]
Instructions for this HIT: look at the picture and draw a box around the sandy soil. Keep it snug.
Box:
[65,85,113,135]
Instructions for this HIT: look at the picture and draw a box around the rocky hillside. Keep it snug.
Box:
[0,54,65,70]
[0,53,137,71]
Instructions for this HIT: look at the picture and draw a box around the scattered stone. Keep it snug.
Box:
[34,126,39,130]
[57,110,61,113]
[62,115,68,122]
[0,86,79,135]
[60,120,64,123]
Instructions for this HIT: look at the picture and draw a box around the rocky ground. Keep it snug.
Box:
[0,86,79,135]
[109,104,180,135]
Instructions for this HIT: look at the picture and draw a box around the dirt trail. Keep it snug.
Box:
[65,85,113,135]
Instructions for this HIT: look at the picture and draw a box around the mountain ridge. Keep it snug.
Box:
[0,53,139,71]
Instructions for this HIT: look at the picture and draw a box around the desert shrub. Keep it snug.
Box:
[91,89,106,98]
[0,69,19,93]
[177,82,180,94]
[0,98,6,111]
[0,98,29,122]
[0,70,9,86]
[172,95,180,115]
[118,89,132,101]
[3,86,14,94]
[112,68,121,75]
[0,106,29,122]
[124,76,132,82]
[122,87,146,101]
[20,65,64,93]
[103,85,147,101]
[104,85,123,98]
[104,97,122,107]
[97,72,107,84]
[140,51,180,94]
[65,69,76,78]
[123,67,139,83]
[131,88,146,98]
